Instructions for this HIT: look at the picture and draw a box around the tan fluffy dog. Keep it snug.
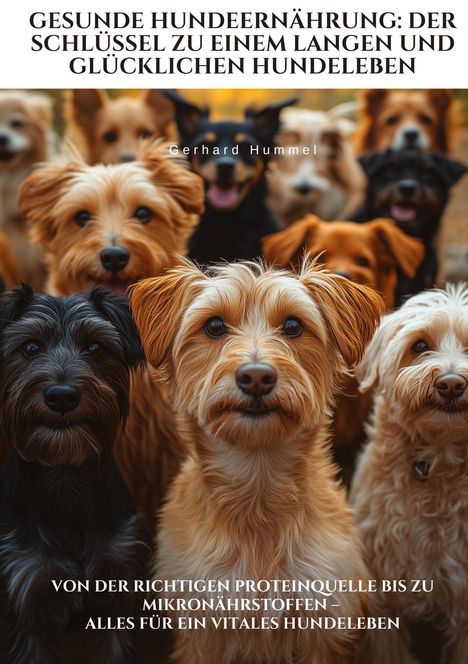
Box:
[18,143,204,523]
[351,284,468,663]
[268,107,365,226]
[65,89,175,164]
[0,91,54,289]
[130,260,384,664]
[355,89,459,154]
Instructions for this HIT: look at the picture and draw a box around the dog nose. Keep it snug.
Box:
[100,246,130,273]
[235,363,277,396]
[334,271,353,281]
[216,158,235,179]
[0,134,9,147]
[404,129,419,145]
[118,154,136,163]
[435,374,467,400]
[44,385,81,413]
[398,179,417,197]
[294,181,313,195]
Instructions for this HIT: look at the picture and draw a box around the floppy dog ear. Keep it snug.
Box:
[18,162,79,248]
[163,91,208,145]
[129,261,206,368]
[89,289,145,368]
[357,313,399,391]
[142,89,175,136]
[247,97,298,144]
[301,266,384,368]
[0,283,34,333]
[369,218,425,278]
[358,151,389,177]
[432,154,467,186]
[262,216,321,268]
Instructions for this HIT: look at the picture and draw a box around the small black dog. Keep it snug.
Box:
[166,91,296,264]
[355,149,467,302]
[0,285,148,664]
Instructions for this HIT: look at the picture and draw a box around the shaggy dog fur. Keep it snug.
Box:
[355,89,459,154]
[17,142,205,524]
[268,108,365,225]
[351,284,468,663]
[65,89,175,164]
[130,259,384,664]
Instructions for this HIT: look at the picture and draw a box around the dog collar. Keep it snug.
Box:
[412,460,431,480]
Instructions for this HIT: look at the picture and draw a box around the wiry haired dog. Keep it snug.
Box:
[351,284,468,664]
[0,91,54,289]
[18,142,205,523]
[130,259,384,664]
[65,89,175,164]
[0,285,148,664]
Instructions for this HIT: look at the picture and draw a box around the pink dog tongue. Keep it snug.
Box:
[207,184,239,209]
[391,205,417,223]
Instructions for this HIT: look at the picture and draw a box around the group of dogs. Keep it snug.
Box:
[0,87,467,664]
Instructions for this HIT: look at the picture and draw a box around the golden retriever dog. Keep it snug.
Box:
[18,142,204,524]
[0,91,54,288]
[130,259,384,664]
[351,284,468,663]
[268,107,366,225]
[65,89,175,164]
[355,90,459,154]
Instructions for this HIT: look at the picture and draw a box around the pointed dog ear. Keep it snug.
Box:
[262,216,321,268]
[142,89,175,137]
[358,150,390,177]
[246,97,298,144]
[163,91,208,145]
[301,266,384,368]
[0,283,34,334]
[89,289,145,369]
[129,261,207,368]
[66,89,107,133]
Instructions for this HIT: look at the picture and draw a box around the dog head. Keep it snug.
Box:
[268,107,365,223]
[130,259,383,448]
[65,89,175,164]
[166,91,296,212]
[359,284,468,441]
[355,90,458,153]
[360,149,467,239]
[263,216,425,310]
[0,285,144,465]
[0,91,52,172]
[19,142,204,295]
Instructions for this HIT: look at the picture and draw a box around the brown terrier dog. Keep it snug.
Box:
[65,89,175,164]
[18,142,204,523]
[263,215,424,482]
[130,259,384,664]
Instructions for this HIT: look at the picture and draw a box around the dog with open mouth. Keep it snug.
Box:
[355,149,467,303]
[351,284,468,664]
[130,258,384,664]
[166,91,296,264]
[17,141,205,525]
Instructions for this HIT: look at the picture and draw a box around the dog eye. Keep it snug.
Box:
[386,115,399,126]
[23,341,41,357]
[11,118,24,129]
[419,114,433,126]
[356,256,371,267]
[134,206,153,224]
[87,341,105,358]
[412,339,429,354]
[283,318,303,338]
[139,129,152,139]
[103,130,118,143]
[204,317,228,338]
[74,210,92,227]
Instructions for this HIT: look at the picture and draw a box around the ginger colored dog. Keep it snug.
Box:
[355,89,459,154]
[263,215,424,481]
[351,284,468,663]
[18,142,204,523]
[0,231,19,292]
[130,259,384,664]
[0,91,54,289]
[268,107,366,225]
[65,89,175,164]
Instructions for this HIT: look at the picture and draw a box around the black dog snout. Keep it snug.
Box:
[435,374,467,400]
[216,157,236,180]
[100,246,130,273]
[236,362,277,396]
[294,181,313,195]
[118,153,136,163]
[44,384,81,413]
[398,179,417,197]
[403,129,419,145]
[0,134,10,147]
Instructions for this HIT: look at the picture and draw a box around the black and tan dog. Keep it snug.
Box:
[166,91,296,264]
[0,286,148,664]
[355,149,467,303]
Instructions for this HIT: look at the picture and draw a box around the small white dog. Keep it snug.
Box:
[351,284,468,664]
